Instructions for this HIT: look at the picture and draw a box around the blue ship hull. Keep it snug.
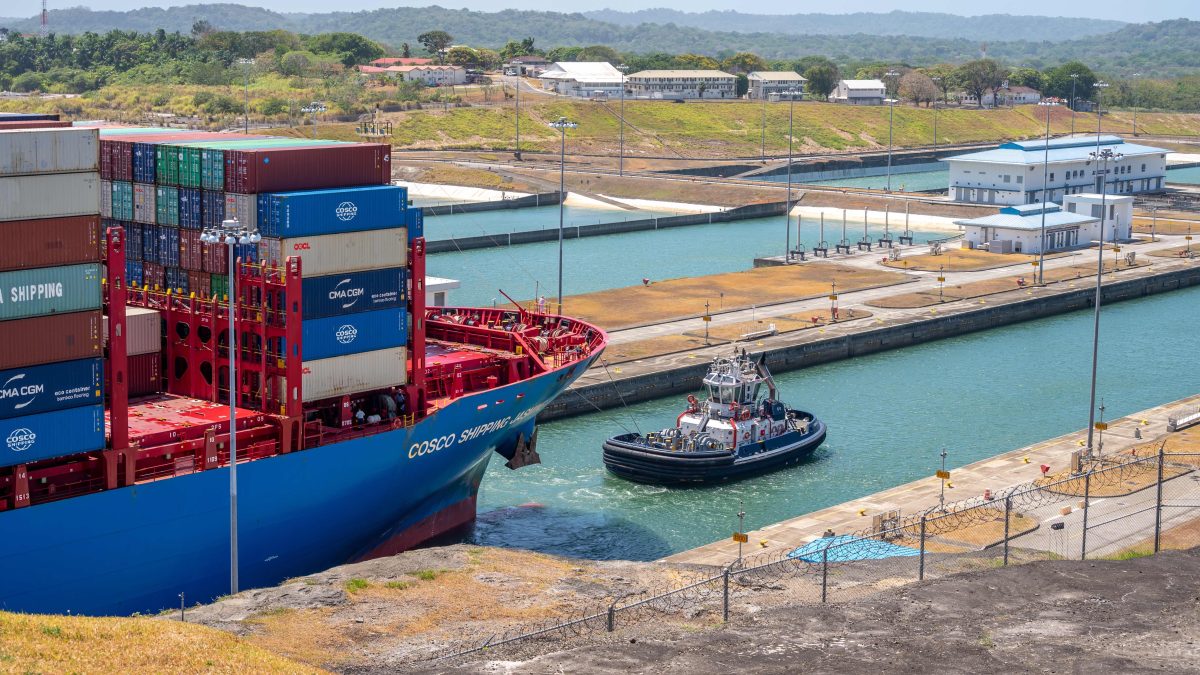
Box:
[0,353,599,616]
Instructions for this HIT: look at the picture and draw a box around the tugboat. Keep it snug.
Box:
[602,351,826,484]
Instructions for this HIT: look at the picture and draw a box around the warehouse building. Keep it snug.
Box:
[626,70,736,99]
[538,62,625,98]
[830,79,887,105]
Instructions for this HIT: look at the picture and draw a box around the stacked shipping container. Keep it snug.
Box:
[0,127,106,468]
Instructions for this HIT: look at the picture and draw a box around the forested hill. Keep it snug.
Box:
[582,9,1126,42]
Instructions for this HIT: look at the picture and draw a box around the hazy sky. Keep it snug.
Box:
[23,1,1198,23]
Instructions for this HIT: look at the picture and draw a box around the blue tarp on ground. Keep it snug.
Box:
[788,534,920,562]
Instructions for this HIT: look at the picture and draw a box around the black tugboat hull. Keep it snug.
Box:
[602,418,827,485]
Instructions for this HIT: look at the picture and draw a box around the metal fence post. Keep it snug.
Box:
[821,548,829,603]
[1081,471,1092,560]
[1003,496,1012,566]
[722,567,731,623]
[918,515,927,581]
[606,600,616,632]
[1155,443,1165,553]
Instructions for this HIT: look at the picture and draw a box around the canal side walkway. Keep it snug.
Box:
[665,393,1200,566]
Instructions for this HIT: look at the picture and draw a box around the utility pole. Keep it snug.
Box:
[1069,73,1080,135]
[885,70,899,193]
[618,64,628,176]
[549,117,578,315]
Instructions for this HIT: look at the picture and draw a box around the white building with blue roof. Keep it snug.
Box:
[943,135,1167,205]
[953,198,1132,254]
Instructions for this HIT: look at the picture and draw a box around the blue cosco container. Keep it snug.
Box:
[0,263,102,321]
[405,207,423,240]
[301,268,406,320]
[259,185,407,238]
[300,307,408,361]
[0,404,106,468]
[0,358,103,420]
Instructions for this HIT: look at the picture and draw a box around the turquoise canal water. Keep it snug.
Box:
[470,284,1200,561]
[427,215,944,306]
[1167,166,1200,185]
[423,204,682,241]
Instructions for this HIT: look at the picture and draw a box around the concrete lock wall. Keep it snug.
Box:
[420,192,564,217]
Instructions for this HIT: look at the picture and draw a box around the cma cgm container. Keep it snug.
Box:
[0,128,99,176]
[0,216,101,272]
[300,307,408,361]
[259,185,407,238]
[0,173,100,222]
[258,228,407,277]
[0,310,103,371]
[0,358,103,419]
[297,346,408,402]
[302,268,405,320]
[0,403,105,468]
[225,143,390,194]
[0,263,102,321]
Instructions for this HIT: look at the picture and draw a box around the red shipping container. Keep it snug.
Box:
[128,352,163,397]
[188,270,211,298]
[225,143,390,193]
[202,242,228,274]
[0,310,103,370]
[99,132,250,180]
[0,216,101,272]
[143,262,165,289]
[0,120,71,130]
[180,229,204,271]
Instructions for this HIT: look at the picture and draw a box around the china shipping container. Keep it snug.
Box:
[0,404,106,468]
[131,142,157,183]
[258,228,407,277]
[300,307,409,361]
[301,267,406,320]
[0,263,103,321]
[224,192,257,231]
[0,310,103,370]
[296,346,408,402]
[178,188,202,229]
[110,181,134,221]
[132,183,157,225]
[155,185,180,226]
[0,173,101,222]
[0,216,101,273]
[259,185,407,238]
[225,143,390,194]
[201,190,225,229]
[0,128,99,177]
[103,306,160,356]
[100,179,112,218]
[405,207,424,239]
[0,357,104,419]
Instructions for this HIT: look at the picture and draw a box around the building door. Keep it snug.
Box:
[1095,176,1104,192]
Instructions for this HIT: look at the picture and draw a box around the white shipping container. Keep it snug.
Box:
[100,179,112,219]
[0,172,100,222]
[0,127,99,177]
[224,193,257,232]
[102,306,163,356]
[297,347,408,402]
[260,227,407,278]
[132,183,156,225]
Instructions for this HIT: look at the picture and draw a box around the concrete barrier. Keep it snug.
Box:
[421,192,563,217]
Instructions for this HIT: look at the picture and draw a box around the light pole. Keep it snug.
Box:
[549,117,577,314]
[1084,147,1121,460]
[1036,100,1058,284]
[618,64,628,176]
[885,70,899,193]
[199,218,261,595]
[1130,73,1142,136]
[1069,73,1080,135]
[1094,81,1109,145]
[514,75,521,159]
[237,58,255,134]
[301,101,325,140]
[761,89,768,162]
[930,76,941,151]
[784,88,800,260]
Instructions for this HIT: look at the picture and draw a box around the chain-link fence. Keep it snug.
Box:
[420,444,1200,664]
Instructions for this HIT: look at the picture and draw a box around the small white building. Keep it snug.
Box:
[1062,193,1135,242]
[747,71,807,100]
[943,135,1168,205]
[956,203,1099,254]
[502,55,551,76]
[426,276,460,307]
[830,79,886,105]
[538,62,625,98]
[626,70,736,99]
[960,85,1042,107]
[358,64,467,86]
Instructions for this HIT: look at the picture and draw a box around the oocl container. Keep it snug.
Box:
[259,185,407,238]
[0,127,99,177]
[0,358,103,419]
[296,346,407,402]
[132,183,156,225]
[0,173,101,222]
[225,143,390,193]
[0,263,102,321]
[0,403,106,467]
[0,310,103,370]
[258,228,407,277]
[301,268,406,320]
[300,307,408,361]
[0,216,101,273]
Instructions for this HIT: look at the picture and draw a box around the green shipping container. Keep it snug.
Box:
[211,273,229,299]
[155,185,180,226]
[155,145,179,186]
[0,263,102,321]
[200,148,224,191]
[111,181,134,221]
[177,146,203,189]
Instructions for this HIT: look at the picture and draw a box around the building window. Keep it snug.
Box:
[1049,172,1055,181]
[1003,175,1011,183]
[1016,175,1023,184]
[1142,163,1146,171]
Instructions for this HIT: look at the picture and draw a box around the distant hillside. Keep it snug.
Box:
[583,9,1126,42]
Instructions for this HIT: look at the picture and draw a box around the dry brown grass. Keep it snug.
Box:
[890,507,1037,552]
[0,611,323,674]
[1147,244,1199,259]
[882,248,1049,272]
[1133,212,1200,236]
[685,309,870,342]
[553,264,906,330]
[607,334,730,363]
[1111,515,1200,557]
[1036,461,1191,498]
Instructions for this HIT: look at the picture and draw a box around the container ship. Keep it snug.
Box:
[0,116,606,615]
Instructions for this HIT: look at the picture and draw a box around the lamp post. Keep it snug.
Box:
[1084,147,1121,461]
[761,88,768,162]
[618,64,628,176]
[930,76,941,151]
[199,218,261,595]
[1094,81,1109,145]
[784,88,800,260]
[1036,100,1058,284]
[549,117,577,314]
[1130,72,1142,136]
[1069,73,1080,135]
[514,74,521,159]
[237,58,255,134]
[885,70,899,193]
[300,101,325,140]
